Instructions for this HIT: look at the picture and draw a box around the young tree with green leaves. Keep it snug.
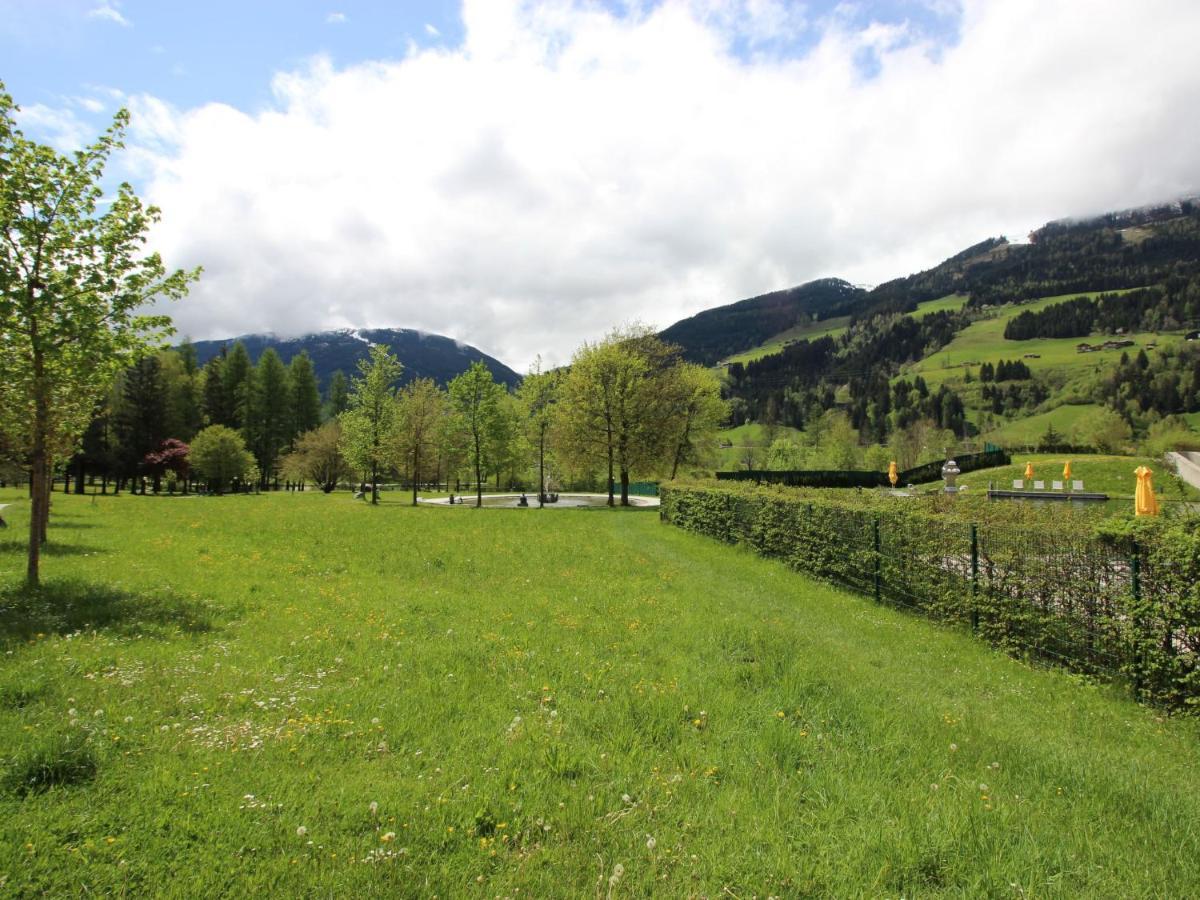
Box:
[281,421,350,493]
[488,392,526,490]
[664,363,727,479]
[448,361,504,507]
[339,344,403,504]
[0,85,199,582]
[517,360,559,506]
[555,329,674,506]
[190,425,255,495]
[394,377,448,506]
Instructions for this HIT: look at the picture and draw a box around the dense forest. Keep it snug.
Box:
[723,309,973,437]
[1003,276,1200,340]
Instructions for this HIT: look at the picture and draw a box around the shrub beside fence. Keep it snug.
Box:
[716,449,1010,488]
[660,482,1200,709]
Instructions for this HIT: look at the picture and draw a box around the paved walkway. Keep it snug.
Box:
[419,492,660,508]
[1165,451,1200,492]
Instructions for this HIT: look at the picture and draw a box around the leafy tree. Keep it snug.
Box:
[340,344,403,504]
[189,425,254,495]
[554,328,675,506]
[327,370,350,419]
[0,84,198,582]
[663,363,727,478]
[244,348,291,486]
[1073,407,1133,453]
[394,377,448,506]
[448,361,504,507]
[281,421,350,493]
[142,438,190,491]
[766,437,808,469]
[517,360,559,506]
[815,410,862,470]
[488,392,526,490]
[288,352,321,443]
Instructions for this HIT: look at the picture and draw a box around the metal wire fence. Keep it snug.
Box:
[661,483,1199,708]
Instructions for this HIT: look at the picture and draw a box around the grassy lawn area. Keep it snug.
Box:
[956,453,1200,500]
[2,490,1200,895]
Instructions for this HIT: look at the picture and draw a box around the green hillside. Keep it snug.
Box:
[723,316,850,366]
[912,293,968,319]
[979,404,1104,446]
[906,289,1177,387]
[726,295,967,368]
[714,423,803,468]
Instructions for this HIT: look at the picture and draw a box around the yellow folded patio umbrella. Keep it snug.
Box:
[888,461,898,487]
[1063,460,1071,480]
[1134,466,1159,517]
[1024,462,1034,480]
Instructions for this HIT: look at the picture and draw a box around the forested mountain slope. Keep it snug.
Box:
[187,328,520,390]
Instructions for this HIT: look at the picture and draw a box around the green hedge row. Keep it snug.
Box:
[716,449,1011,488]
[660,482,1200,709]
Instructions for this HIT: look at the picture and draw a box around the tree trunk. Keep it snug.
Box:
[606,446,615,507]
[411,446,420,507]
[620,467,630,507]
[371,462,379,505]
[474,435,483,507]
[28,414,46,586]
[538,431,545,508]
[75,457,86,494]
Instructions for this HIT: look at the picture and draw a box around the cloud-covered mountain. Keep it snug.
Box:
[187,328,520,390]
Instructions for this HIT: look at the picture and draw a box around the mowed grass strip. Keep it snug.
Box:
[1,491,1198,896]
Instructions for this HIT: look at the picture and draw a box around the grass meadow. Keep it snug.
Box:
[955,453,1200,502]
[907,290,1189,388]
[1,489,1200,896]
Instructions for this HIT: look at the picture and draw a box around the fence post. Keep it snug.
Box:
[1130,541,1142,694]
[873,515,881,602]
[970,523,979,632]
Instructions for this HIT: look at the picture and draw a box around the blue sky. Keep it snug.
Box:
[2,2,1196,369]
[1,1,465,117]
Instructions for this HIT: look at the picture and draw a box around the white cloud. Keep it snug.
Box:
[17,103,92,151]
[132,0,1200,370]
[424,22,441,37]
[326,12,347,25]
[87,1,129,27]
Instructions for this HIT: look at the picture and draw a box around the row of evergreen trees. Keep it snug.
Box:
[70,341,348,492]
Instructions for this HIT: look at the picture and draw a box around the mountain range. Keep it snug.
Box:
[186,328,521,391]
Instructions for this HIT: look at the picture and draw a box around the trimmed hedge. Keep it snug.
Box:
[716,449,1010,488]
[661,481,1200,709]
